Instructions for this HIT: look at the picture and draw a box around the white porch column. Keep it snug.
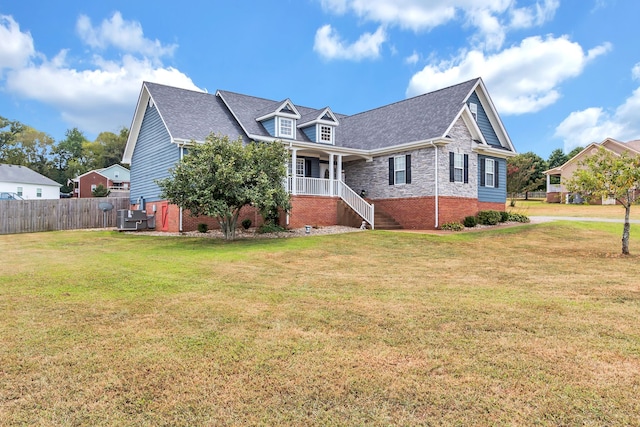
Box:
[291,148,298,196]
[329,153,335,196]
[337,154,343,182]
[546,174,550,192]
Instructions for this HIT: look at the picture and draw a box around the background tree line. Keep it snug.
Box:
[0,115,129,193]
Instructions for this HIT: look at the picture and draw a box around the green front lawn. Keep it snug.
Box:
[1,225,640,425]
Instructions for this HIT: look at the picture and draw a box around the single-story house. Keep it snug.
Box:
[0,164,61,199]
[72,164,130,198]
[544,138,640,204]
[123,77,517,232]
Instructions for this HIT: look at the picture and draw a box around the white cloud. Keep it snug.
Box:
[632,62,640,80]
[555,86,640,152]
[0,13,198,134]
[405,50,419,65]
[314,24,386,60]
[406,35,611,115]
[317,0,559,51]
[76,12,177,59]
[0,15,36,72]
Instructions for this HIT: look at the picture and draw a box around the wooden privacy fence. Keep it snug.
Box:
[0,198,131,234]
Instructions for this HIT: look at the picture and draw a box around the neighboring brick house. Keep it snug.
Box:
[544,138,640,204]
[123,78,517,232]
[72,164,130,198]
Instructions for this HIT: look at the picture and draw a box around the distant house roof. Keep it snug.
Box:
[73,164,131,183]
[0,164,61,187]
[544,138,640,175]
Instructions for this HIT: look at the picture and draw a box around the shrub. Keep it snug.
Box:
[197,223,208,233]
[477,210,502,225]
[241,218,252,230]
[440,222,464,231]
[507,213,530,223]
[500,211,510,223]
[463,215,478,228]
[257,223,288,234]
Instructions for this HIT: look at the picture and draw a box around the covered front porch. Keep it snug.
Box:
[286,145,374,228]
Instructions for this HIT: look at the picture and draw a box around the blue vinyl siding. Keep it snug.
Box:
[468,92,501,147]
[477,155,506,203]
[262,118,275,136]
[130,104,179,203]
[302,126,317,142]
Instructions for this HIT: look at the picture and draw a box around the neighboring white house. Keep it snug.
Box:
[0,164,62,199]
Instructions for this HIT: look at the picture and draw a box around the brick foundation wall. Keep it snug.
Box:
[374,197,436,229]
[477,201,506,212]
[287,195,339,228]
[546,192,562,203]
[133,201,263,232]
[373,196,505,230]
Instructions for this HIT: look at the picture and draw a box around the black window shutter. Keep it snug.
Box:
[495,160,499,187]
[480,158,486,187]
[389,157,394,185]
[449,152,455,182]
[406,154,411,184]
[463,154,469,183]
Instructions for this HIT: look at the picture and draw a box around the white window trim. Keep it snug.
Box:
[454,153,464,183]
[277,117,295,139]
[17,186,23,197]
[394,155,406,185]
[36,188,42,198]
[485,159,495,188]
[318,124,334,144]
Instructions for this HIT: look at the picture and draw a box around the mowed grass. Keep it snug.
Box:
[1,223,640,426]
[508,198,640,219]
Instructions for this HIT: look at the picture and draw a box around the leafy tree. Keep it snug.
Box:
[547,148,568,169]
[567,147,640,255]
[157,135,291,240]
[507,153,546,206]
[0,116,26,161]
[567,146,584,159]
[91,184,111,197]
[52,128,89,192]
[84,127,129,169]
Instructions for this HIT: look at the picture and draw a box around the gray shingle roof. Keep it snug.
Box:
[144,78,482,151]
[0,164,61,186]
[145,82,248,142]
[337,78,479,150]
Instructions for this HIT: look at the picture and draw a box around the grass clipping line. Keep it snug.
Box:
[1,223,639,426]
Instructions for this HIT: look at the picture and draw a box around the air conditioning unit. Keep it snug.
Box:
[117,209,151,231]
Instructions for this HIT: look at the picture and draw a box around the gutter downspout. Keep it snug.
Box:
[428,141,439,229]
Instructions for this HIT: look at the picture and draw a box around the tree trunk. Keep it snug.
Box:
[622,204,631,255]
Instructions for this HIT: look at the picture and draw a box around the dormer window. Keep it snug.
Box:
[320,125,333,143]
[278,117,294,138]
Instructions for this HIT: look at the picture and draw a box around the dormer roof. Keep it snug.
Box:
[298,107,340,128]
[255,99,301,121]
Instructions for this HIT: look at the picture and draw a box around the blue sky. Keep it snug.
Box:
[1,0,638,158]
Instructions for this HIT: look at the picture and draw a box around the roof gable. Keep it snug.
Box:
[298,107,340,128]
[123,82,248,163]
[0,164,61,187]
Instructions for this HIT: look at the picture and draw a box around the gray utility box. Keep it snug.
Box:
[117,209,156,231]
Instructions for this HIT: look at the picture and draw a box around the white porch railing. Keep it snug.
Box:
[336,181,374,229]
[286,177,374,229]
[547,184,562,193]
